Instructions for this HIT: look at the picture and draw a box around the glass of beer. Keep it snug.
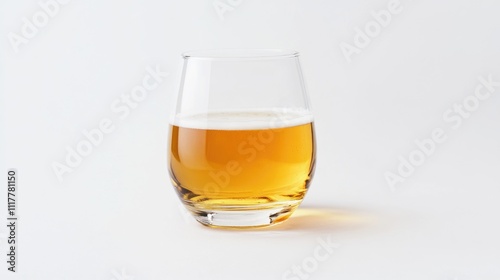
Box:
[168,49,316,228]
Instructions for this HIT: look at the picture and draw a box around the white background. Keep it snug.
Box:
[1,0,500,279]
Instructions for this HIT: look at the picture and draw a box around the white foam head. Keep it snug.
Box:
[171,108,313,130]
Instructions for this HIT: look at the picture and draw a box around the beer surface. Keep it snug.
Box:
[169,111,316,207]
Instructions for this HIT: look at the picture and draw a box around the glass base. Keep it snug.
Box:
[185,201,301,229]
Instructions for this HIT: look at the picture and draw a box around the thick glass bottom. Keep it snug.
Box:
[184,200,302,229]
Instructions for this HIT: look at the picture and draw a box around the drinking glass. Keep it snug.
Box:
[168,49,316,228]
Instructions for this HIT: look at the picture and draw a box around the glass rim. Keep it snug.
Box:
[182,49,299,60]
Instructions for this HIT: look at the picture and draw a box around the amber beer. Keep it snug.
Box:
[168,110,316,210]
